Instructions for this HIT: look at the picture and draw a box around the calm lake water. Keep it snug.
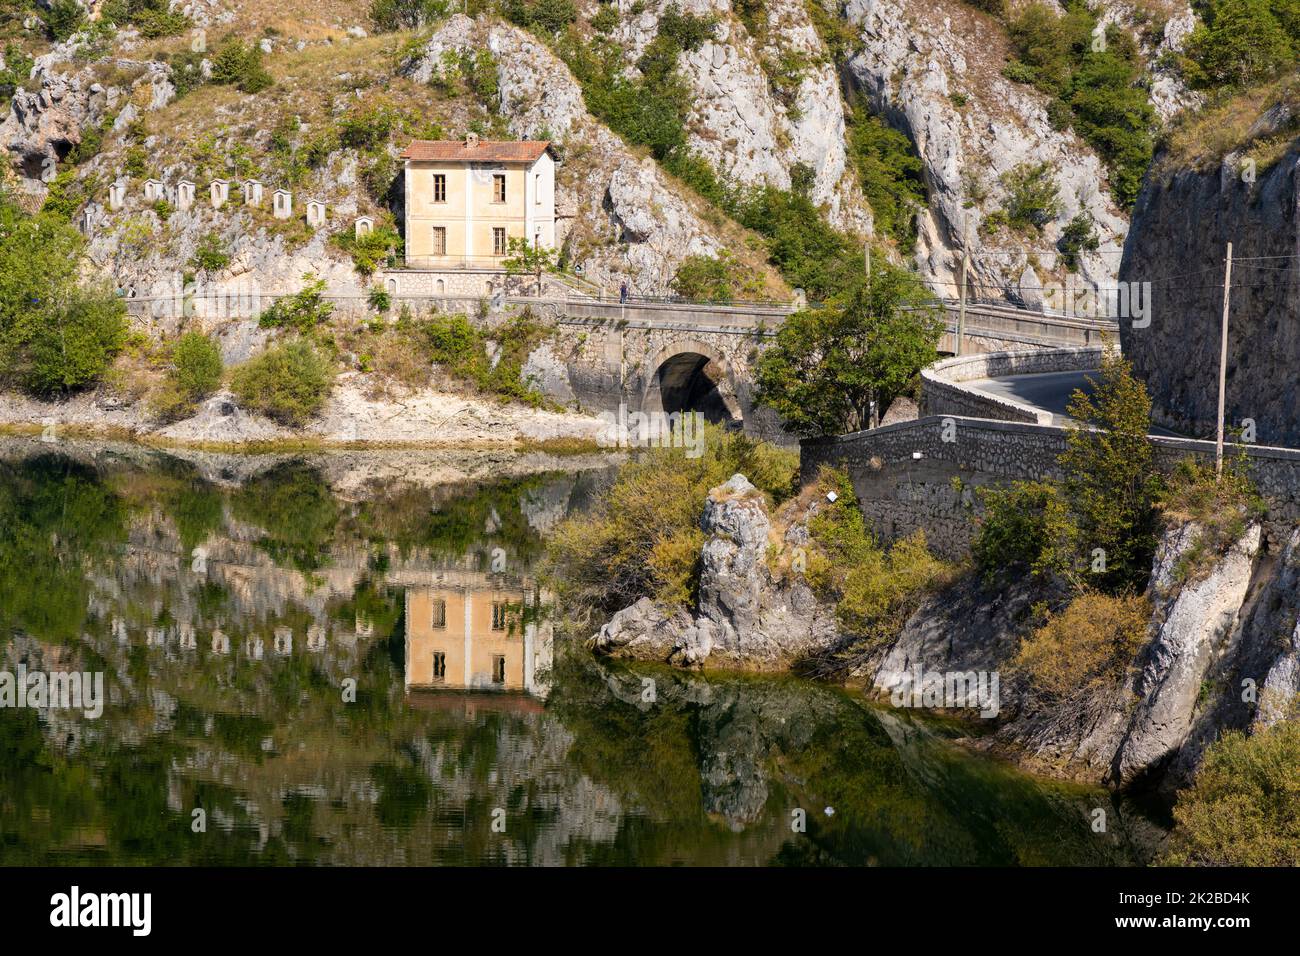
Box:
[0,439,1164,866]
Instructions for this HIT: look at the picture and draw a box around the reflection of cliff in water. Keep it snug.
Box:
[0,440,1165,866]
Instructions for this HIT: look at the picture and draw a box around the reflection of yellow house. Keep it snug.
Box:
[400,134,556,268]
[405,583,538,692]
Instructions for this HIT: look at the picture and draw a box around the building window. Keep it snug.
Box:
[493,174,506,203]
[432,651,446,682]
[492,227,506,256]
[535,172,541,203]
[431,226,446,256]
[491,602,508,630]
[492,655,506,684]
[431,599,446,628]
[433,174,446,203]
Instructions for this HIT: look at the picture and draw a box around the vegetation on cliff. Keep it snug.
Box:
[544,427,798,618]
[1161,717,1300,866]
[973,347,1162,593]
[0,190,127,396]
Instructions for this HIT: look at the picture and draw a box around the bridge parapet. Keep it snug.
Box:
[920,346,1103,424]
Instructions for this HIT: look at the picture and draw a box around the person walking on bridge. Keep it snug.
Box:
[619,280,628,304]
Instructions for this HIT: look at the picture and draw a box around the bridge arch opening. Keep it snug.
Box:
[646,349,743,427]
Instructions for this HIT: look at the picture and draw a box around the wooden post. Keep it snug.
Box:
[957,217,971,356]
[1216,241,1233,477]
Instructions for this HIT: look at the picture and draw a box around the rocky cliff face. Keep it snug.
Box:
[1,2,1200,306]
[871,515,1300,792]
[1119,133,1300,445]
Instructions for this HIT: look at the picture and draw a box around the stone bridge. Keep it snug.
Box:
[125,288,1118,443]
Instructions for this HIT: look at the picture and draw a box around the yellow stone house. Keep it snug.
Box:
[399,134,556,270]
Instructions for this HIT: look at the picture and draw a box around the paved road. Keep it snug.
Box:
[966,370,1184,437]
[965,370,1097,425]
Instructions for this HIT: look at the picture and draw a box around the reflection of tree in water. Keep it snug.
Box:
[0,454,127,642]
[0,447,1160,866]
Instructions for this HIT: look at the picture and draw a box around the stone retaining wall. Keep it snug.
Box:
[802,415,1300,559]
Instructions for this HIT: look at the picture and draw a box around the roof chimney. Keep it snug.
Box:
[466,132,479,149]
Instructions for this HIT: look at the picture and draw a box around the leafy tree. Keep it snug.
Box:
[755,264,941,436]
[1183,0,1295,88]
[502,235,562,293]
[1059,347,1162,591]
[0,191,127,395]
[972,347,1161,592]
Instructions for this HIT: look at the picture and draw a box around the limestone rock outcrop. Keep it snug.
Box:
[589,474,839,669]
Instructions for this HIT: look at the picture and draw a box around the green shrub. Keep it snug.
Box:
[369,0,451,31]
[544,428,799,615]
[1160,718,1300,865]
[170,331,223,401]
[414,309,553,404]
[210,38,273,93]
[45,0,87,40]
[804,467,952,646]
[367,285,392,313]
[1057,212,1099,271]
[103,0,189,36]
[152,330,223,420]
[332,225,403,276]
[231,339,335,425]
[0,44,34,110]
[1014,591,1149,698]
[258,275,334,332]
[999,162,1061,233]
[190,231,231,272]
[973,480,1078,583]
[501,0,578,33]
[670,251,764,301]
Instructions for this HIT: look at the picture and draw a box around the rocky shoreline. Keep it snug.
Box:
[585,471,1300,795]
[0,373,611,451]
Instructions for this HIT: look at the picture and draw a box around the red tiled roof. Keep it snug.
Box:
[399,140,552,163]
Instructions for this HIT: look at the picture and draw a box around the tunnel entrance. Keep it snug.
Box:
[650,351,742,427]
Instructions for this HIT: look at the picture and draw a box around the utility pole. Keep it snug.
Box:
[864,243,871,283]
[956,217,971,356]
[1215,241,1233,477]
